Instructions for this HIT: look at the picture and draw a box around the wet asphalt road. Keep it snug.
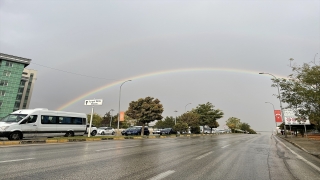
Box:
[0,133,320,180]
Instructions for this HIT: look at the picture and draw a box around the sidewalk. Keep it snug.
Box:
[278,134,320,158]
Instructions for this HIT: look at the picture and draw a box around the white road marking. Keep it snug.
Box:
[148,170,175,180]
[96,145,139,152]
[0,158,35,163]
[274,136,320,173]
[221,144,230,148]
[195,151,213,160]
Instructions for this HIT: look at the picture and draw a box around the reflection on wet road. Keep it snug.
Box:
[0,133,319,180]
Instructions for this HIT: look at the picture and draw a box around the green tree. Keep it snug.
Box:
[240,122,251,132]
[207,120,219,132]
[87,113,102,127]
[226,117,241,133]
[126,96,164,135]
[154,116,175,129]
[173,122,189,133]
[247,128,257,134]
[179,112,200,133]
[192,102,224,133]
[273,61,320,130]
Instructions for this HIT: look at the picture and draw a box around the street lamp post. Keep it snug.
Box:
[174,110,178,125]
[265,102,277,129]
[259,72,287,138]
[109,109,114,127]
[185,103,191,112]
[117,80,132,136]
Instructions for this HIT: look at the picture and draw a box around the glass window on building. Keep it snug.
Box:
[18,87,24,93]
[14,102,20,108]
[0,90,5,96]
[3,70,11,77]
[0,101,2,107]
[20,81,26,86]
[5,62,13,67]
[0,80,8,86]
[16,94,22,100]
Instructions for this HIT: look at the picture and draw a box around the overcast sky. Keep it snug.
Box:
[1,0,319,131]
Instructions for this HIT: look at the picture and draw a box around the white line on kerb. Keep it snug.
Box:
[0,158,35,163]
[96,145,139,152]
[221,144,230,148]
[274,136,320,173]
[195,151,213,160]
[148,170,175,180]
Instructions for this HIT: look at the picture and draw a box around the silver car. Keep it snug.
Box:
[97,127,115,135]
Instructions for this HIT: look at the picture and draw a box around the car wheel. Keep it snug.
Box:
[101,131,105,135]
[112,132,115,135]
[9,132,22,140]
[91,130,97,136]
[64,131,74,137]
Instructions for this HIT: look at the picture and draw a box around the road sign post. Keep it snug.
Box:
[84,99,103,137]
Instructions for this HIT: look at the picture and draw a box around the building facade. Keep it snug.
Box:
[15,69,37,111]
[0,53,36,118]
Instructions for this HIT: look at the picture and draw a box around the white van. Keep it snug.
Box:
[0,108,87,140]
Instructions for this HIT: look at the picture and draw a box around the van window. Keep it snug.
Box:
[59,117,71,124]
[0,114,27,122]
[41,116,58,124]
[27,115,37,123]
[73,117,83,124]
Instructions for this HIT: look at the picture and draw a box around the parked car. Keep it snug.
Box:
[203,128,212,134]
[160,128,177,135]
[152,128,162,134]
[121,126,138,135]
[85,124,97,136]
[97,127,115,135]
[124,127,150,136]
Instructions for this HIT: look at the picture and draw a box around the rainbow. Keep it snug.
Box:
[56,67,286,110]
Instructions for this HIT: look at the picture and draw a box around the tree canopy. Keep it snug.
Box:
[226,117,241,133]
[273,61,320,130]
[179,112,200,127]
[154,116,175,129]
[126,96,164,135]
[87,113,102,127]
[192,102,223,132]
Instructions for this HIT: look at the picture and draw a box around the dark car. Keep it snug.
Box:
[121,127,133,135]
[160,128,177,135]
[124,127,150,136]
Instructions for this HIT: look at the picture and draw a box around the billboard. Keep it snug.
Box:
[283,109,310,125]
[274,110,283,122]
[120,111,125,121]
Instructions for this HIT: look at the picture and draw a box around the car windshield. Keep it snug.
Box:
[0,114,27,122]
[164,128,171,130]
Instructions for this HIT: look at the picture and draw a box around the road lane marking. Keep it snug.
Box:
[221,144,230,148]
[96,145,139,152]
[195,151,213,160]
[274,136,320,173]
[0,158,35,163]
[148,170,175,180]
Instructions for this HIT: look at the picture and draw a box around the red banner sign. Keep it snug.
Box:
[120,111,125,121]
[274,110,282,122]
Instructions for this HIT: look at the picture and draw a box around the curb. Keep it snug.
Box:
[277,135,320,159]
[0,133,219,146]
